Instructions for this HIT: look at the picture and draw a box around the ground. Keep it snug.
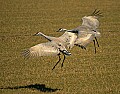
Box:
[0,0,120,94]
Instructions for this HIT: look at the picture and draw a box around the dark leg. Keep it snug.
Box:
[76,44,86,50]
[52,54,61,70]
[61,54,66,68]
[93,40,97,54]
[95,37,99,47]
[80,45,86,50]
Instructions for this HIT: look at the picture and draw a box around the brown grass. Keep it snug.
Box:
[0,0,120,94]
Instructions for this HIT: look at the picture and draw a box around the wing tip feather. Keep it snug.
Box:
[22,49,30,59]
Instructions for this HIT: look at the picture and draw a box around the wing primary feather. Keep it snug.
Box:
[92,9,97,15]
[97,12,102,15]
[22,49,30,59]
[94,10,100,15]
[91,9,103,17]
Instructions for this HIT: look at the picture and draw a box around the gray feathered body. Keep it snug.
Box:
[59,32,77,49]
[72,25,97,47]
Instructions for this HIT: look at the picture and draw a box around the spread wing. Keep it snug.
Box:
[81,10,102,33]
[22,42,59,58]
[75,33,95,47]
[82,16,99,30]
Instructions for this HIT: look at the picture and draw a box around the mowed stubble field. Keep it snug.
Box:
[0,0,120,94]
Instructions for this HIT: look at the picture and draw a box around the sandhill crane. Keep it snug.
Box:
[57,28,78,49]
[57,27,100,53]
[22,32,71,70]
[58,32,77,49]
[57,9,102,53]
[35,31,77,49]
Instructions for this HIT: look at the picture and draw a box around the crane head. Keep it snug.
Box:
[33,32,43,36]
[56,28,67,32]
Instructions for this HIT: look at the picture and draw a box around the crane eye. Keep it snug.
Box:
[58,44,62,46]
[92,30,96,32]
[59,28,62,30]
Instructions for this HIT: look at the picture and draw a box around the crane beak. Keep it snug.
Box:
[62,50,71,56]
[56,30,59,32]
[33,32,39,36]
[33,34,36,36]
[56,28,63,32]
[56,28,67,32]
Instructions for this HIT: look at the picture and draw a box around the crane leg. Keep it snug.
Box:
[93,40,97,54]
[61,54,66,68]
[52,54,61,70]
[80,45,86,50]
[76,44,86,50]
[95,37,99,47]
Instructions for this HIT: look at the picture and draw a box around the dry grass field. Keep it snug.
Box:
[0,0,120,94]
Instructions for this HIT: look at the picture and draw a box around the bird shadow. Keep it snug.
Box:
[0,83,61,92]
